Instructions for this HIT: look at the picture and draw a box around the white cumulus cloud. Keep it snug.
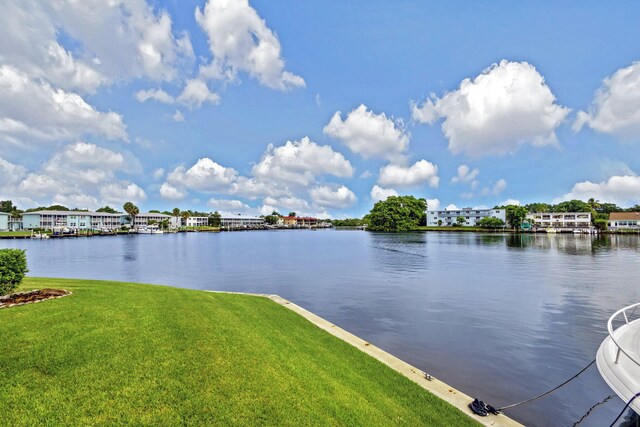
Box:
[574,61,640,138]
[310,185,357,209]
[558,175,640,207]
[0,65,127,146]
[412,60,569,157]
[195,0,304,90]
[135,88,174,104]
[166,158,238,192]
[370,185,398,202]
[160,183,187,200]
[252,136,353,186]
[452,164,479,184]
[377,160,439,188]
[324,104,410,159]
[176,79,220,108]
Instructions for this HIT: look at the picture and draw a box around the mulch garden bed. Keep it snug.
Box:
[0,289,72,309]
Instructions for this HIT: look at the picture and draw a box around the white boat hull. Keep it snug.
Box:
[597,312,640,414]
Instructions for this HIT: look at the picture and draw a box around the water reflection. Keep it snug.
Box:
[1,230,639,426]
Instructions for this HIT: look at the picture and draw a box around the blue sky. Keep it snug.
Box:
[1,0,639,217]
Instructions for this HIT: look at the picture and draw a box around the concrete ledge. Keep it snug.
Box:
[266,294,522,427]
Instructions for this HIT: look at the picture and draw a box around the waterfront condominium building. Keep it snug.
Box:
[132,212,179,228]
[608,212,640,230]
[21,210,124,231]
[220,215,265,228]
[186,216,209,227]
[526,212,592,229]
[426,208,506,227]
[0,212,8,231]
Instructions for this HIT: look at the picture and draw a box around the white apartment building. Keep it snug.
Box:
[221,216,265,228]
[426,208,506,226]
[526,212,591,229]
[21,210,124,230]
[132,212,179,228]
[186,216,209,227]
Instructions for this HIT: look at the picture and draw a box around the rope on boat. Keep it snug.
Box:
[469,359,596,416]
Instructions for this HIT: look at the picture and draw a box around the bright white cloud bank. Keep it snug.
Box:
[195,0,304,90]
[574,61,640,138]
[0,65,126,145]
[377,160,439,188]
[412,60,569,157]
[324,104,410,159]
[559,175,640,207]
[0,142,145,208]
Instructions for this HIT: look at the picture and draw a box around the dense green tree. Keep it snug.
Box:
[553,200,592,212]
[366,196,427,232]
[288,212,296,217]
[628,204,640,212]
[597,203,622,214]
[594,218,608,230]
[96,206,118,214]
[264,215,279,225]
[477,217,506,229]
[525,202,552,213]
[505,205,528,230]
[209,211,222,227]
[149,210,161,214]
[332,218,366,227]
[160,219,170,230]
[0,200,14,213]
[123,202,139,227]
[456,216,467,226]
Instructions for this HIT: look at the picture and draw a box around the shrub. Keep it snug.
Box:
[0,249,28,296]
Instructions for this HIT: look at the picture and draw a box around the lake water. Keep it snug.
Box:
[2,230,639,426]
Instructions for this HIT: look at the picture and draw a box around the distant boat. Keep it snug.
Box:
[546,228,558,233]
[137,225,163,234]
[31,232,50,239]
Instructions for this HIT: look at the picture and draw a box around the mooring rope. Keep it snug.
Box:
[469,359,596,416]
[608,392,640,427]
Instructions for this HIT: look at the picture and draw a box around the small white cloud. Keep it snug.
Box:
[172,110,185,122]
[152,168,165,180]
[451,164,479,184]
[412,60,569,157]
[370,185,398,202]
[100,182,147,205]
[166,158,238,192]
[359,170,373,179]
[445,204,459,211]
[378,160,439,188]
[493,179,507,196]
[500,199,521,206]
[159,182,186,200]
[573,61,640,138]
[426,198,440,211]
[324,104,410,160]
[177,78,220,108]
[310,185,357,209]
[135,88,174,104]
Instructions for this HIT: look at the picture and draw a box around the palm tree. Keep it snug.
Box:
[181,211,191,227]
[172,207,180,229]
[123,202,139,228]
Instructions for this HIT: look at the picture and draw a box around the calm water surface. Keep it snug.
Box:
[2,230,640,426]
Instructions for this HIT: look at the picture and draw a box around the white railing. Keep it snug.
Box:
[608,302,640,367]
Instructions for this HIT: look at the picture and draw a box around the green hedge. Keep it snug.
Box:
[0,249,28,296]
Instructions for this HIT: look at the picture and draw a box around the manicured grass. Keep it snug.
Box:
[0,278,477,426]
[0,231,33,237]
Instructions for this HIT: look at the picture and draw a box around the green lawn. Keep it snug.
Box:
[0,278,477,426]
[0,231,35,237]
